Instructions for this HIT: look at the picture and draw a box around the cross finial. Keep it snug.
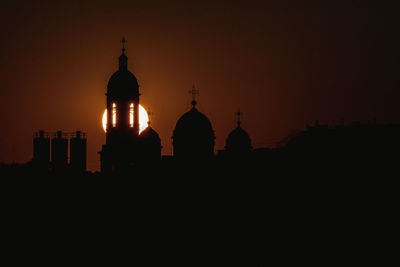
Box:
[121,37,127,53]
[189,84,199,108]
[147,108,154,126]
[236,108,242,127]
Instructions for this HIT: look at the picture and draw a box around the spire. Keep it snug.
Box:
[236,108,242,127]
[119,37,128,71]
[189,84,199,108]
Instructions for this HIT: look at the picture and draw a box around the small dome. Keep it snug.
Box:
[140,126,162,161]
[173,107,215,159]
[225,126,252,152]
[107,70,139,98]
[140,126,161,145]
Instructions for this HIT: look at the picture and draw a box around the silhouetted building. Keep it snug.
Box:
[224,109,252,157]
[99,38,161,173]
[33,130,50,167]
[32,130,87,172]
[172,86,215,161]
[140,121,162,162]
[51,131,68,170]
[70,131,87,172]
[281,120,400,171]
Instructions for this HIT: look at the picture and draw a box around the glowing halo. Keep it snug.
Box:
[102,105,148,134]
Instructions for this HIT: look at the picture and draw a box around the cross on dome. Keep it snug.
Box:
[189,84,199,108]
[121,37,127,53]
[147,108,154,126]
[236,108,242,126]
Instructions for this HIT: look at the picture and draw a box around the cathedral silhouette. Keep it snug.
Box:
[99,39,252,173]
[21,38,400,178]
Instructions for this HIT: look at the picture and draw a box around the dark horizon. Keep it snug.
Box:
[1,1,400,171]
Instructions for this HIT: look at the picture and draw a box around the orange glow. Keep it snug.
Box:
[130,103,134,127]
[112,103,116,127]
[102,105,148,134]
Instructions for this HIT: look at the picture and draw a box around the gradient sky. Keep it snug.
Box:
[1,0,399,171]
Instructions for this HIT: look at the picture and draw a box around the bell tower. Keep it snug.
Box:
[106,37,140,137]
[100,38,143,173]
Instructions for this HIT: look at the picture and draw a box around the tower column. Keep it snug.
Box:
[106,100,112,131]
[100,37,145,173]
[134,98,140,135]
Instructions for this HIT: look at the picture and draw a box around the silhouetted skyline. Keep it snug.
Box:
[1,1,400,171]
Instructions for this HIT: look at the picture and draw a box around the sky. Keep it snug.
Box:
[1,0,400,171]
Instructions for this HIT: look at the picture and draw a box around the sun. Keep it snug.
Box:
[102,105,149,134]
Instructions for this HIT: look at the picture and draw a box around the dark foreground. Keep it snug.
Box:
[0,153,396,265]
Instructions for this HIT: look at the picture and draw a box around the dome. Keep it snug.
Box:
[140,126,162,161]
[140,126,161,146]
[173,107,215,159]
[107,70,139,98]
[173,107,215,140]
[225,126,252,152]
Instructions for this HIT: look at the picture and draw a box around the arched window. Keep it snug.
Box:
[112,103,117,127]
[130,103,134,128]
